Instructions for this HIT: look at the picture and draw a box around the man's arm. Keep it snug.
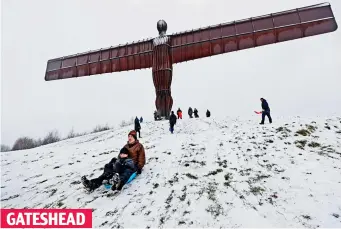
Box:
[137,145,146,173]
[125,159,137,171]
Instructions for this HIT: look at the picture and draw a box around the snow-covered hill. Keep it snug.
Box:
[1,117,341,228]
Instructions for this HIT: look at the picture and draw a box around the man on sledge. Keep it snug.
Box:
[81,130,146,192]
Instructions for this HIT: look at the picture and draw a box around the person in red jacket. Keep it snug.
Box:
[177,108,182,119]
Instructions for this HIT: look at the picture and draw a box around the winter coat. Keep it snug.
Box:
[123,140,146,171]
[140,117,143,123]
[206,110,211,117]
[194,109,199,117]
[169,113,177,126]
[177,109,182,118]
[188,108,193,115]
[134,118,141,131]
[261,99,270,112]
[114,157,137,184]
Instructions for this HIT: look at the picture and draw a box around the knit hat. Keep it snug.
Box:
[119,147,129,155]
[128,130,137,140]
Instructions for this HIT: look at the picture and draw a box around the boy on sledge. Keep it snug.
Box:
[81,130,145,192]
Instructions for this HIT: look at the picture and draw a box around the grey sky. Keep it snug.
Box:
[1,0,340,146]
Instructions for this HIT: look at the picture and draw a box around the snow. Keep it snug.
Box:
[1,116,341,228]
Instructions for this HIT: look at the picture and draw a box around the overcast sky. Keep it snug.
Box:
[1,0,340,146]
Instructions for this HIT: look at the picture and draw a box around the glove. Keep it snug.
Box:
[137,168,142,174]
[110,157,117,164]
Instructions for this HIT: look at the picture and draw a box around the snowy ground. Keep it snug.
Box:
[1,116,341,228]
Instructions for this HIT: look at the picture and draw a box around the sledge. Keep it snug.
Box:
[103,172,137,190]
[254,111,262,114]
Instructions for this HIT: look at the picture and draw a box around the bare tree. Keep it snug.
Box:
[42,130,61,145]
[1,144,11,152]
[12,137,36,151]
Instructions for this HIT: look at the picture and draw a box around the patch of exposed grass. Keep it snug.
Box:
[332,213,340,218]
[206,183,218,201]
[56,201,64,208]
[224,172,233,181]
[185,173,198,179]
[224,172,233,187]
[308,142,321,148]
[206,204,223,218]
[239,168,252,176]
[295,140,307,150]
[302,215,311,220]
[296,129,310,136]
[276,127,291,133]
[306,124,317,133]
[250,174,271,183]
[204,169,223,177]
[153,183,159,189]
[250,186,265,195]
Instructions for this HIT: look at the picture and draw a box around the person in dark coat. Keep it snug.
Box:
[169,111,177,134]
[194,108,199,118]
[134,117,141,137]
[206,109,211,117]
[154,111,157,121]
[140,117,143,123]
[188,107,193,118]
[260,98,272,124]
[109,148,137,190]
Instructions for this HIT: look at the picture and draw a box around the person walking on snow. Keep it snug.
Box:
[259,98,272,125]
[188,107,193,118]
[177,108,182,119]
[169,111,177,134]
[140,117,143,123]
[206,109,211,118]
[135,117,141,138]
[81,130,146,192]
[194,108,199,118]
[154,111,158,121]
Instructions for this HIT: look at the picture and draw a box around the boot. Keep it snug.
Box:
[111,176,124,191]
[111,180,123,191]
[81,176,95,192]
[109,173,120,187]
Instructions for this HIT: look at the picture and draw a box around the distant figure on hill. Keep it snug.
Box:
[177,108,182,119]
[134,117,141,138]
[188,107,193,118]
[259,98,272,125]
[154,111,157,121]
[140,117,143,123]
[194,108,199,118]
[169,111,177,134]
[154,110,161,121]
[206,109,211,118]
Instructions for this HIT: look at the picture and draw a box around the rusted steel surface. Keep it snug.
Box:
[45,39,154,81]
[170,3,337,64]
[152,37,173,118]
[44,3,337,117]
[45,3,337,82]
